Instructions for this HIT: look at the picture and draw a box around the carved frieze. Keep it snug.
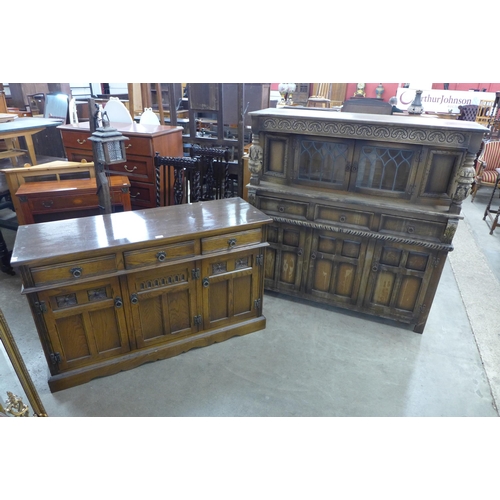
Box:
[271,215,454,251]
[260,117,470,148]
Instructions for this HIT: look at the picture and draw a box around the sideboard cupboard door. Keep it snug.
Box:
[305,230,369,307]
[37,277,130,373]
[362,240,438,325]
[126,262,199,349]
[201,249,263,331]
[264,223,309,293]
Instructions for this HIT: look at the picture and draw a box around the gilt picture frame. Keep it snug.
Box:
[0,308,47,417]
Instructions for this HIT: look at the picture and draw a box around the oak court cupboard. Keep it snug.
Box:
[246,108,487,333]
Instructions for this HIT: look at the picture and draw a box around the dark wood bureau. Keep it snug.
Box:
[246,108,487,333]
[58,122,183,208]
[11,198,272,392]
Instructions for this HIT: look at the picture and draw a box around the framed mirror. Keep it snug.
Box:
[0,308,47,417]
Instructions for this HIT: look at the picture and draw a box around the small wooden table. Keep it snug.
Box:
[0,117,62,166]
[15,176,131,225]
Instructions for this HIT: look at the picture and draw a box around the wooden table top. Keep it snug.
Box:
[0,117,62,134]
[11,198,273,266]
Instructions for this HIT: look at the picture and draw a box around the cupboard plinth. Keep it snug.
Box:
[11,198,272,392]
[247,108,487,333]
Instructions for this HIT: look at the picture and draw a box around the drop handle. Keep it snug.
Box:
[130,293,139,305]
[156,251,166,262]
[228,238,237,248]
[124,165,137,173]
[76,139,86,145]
[202,277,210,288]
[70,267,83,278]
[42,200,54,208]
[114,297,123,308]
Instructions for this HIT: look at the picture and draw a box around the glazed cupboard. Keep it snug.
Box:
[246,108,486,333]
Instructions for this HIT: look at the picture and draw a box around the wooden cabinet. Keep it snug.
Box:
[58,122,183,208]
[15,176,131,224]
[11,198,272,392]
[247,108,487,333]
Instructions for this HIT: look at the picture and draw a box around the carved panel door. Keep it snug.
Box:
[127,262,199,349]
[305,229,369,306]
[264,222,309,293]
[362,240,438,324]
[37,277,130,373]
[201,248,263,331]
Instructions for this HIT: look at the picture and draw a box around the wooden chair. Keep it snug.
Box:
[307,83,332,108]
[475,100,495,127]
[470,140,500,202]
[154,146,232,205]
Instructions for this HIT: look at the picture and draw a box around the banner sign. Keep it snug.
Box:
[395,88,496,113]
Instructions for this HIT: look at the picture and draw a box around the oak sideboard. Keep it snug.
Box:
[11,198,272,391]
[246,108,487,333]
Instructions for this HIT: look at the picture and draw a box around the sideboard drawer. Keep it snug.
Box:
[201,228,263,254]
[31,255,118,286]
[259,196,308,219]
[59,130,92,151]
[127,181,156,208]
[379,215,446,241]
[124,240,196,269]
[107,155,154,183]
[314,204,374,230]
[123,135,153,157]
[28,193,100,212]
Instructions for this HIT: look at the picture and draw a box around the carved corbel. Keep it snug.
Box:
[248,133,263,186]
[450,151,476,214]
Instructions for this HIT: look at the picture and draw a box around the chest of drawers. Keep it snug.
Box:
[58,122,183,209]
[11,198,272,392]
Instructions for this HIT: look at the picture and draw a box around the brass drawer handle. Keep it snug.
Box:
[124,165,137,173]
[228,238,237,248]
[76,139,86,145]
[130,192,140,199]
[156,251,166,262]
[125,144,132,149]
[41,200,54,208]
[70,267,83,278]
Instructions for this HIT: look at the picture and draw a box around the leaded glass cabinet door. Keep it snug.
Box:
[350,141,422,199]
[293,136,354,191]
[37,277,130,373]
